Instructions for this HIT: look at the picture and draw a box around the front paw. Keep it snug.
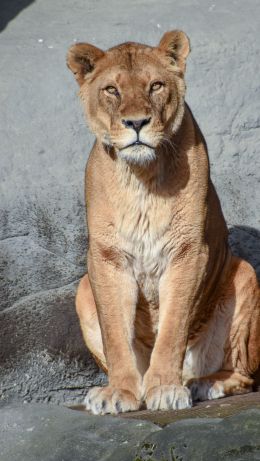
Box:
[84,386,141,415]
[145,384,192,411]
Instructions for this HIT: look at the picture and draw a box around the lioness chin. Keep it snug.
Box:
[67,31,260,415]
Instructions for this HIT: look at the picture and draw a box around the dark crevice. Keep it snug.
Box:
[0,233,30,242]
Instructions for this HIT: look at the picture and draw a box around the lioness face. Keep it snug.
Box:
[67,31,190,166]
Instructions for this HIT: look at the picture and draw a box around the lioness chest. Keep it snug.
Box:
[115,183,179,305]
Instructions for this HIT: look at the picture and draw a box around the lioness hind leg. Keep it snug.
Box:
[188,371,253,402]
[188,256,260,402]
[76,274,107,372]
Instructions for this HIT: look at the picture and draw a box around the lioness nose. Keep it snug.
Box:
[122,117,151,133]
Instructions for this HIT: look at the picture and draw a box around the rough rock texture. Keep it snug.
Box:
[0,403,160,461]
[0,0,259,404]
[134,410,260,461]
[0,404,260,461]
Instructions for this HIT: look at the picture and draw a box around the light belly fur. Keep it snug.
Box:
[183,298,234,382]
[116,173,173,302]
[119,213,170,345]
[121,225,169,302]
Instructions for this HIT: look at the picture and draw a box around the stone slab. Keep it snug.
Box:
[1,403,260,461]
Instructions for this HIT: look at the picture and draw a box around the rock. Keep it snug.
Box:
[0,0,259,404]
[0,403,160,461]
[133,409,260,461]
[0,404,259,461]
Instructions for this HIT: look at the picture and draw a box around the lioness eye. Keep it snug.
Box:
[150,81,164,92]
[104,86,119,96]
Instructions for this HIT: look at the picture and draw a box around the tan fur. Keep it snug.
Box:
[67,31,260,414]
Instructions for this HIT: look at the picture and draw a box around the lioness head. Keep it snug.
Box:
[67,31,190,166]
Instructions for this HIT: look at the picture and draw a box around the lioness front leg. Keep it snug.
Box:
[84,254,142,415]
[143,259,204,411]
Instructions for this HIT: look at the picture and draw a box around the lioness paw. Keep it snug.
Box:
[188,380,225,402]
[84,386,141,415]
[145,384,192,411]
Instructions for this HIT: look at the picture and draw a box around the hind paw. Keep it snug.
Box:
[188,379,226,402]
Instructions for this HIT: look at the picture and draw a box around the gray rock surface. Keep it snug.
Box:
[0,404,260,461]
[133,410,260,461]
[0,0,259,404]
[0,403,160,461]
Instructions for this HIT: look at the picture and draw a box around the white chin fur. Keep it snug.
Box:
[118,144,156,166]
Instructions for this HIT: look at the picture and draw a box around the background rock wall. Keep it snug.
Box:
[0,0,259,404]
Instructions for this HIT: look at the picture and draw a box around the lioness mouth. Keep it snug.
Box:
[121,140,154,151]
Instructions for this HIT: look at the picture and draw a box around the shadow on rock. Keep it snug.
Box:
[229,225,260,281]
[0,0,35,33]
[229,226,260,388]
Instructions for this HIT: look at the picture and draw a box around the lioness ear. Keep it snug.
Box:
[67,43,104,86]
[159,30,190,72]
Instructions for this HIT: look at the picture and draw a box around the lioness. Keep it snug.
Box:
[67,31,260,414]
